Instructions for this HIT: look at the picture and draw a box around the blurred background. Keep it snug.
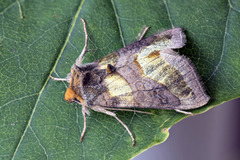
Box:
[134,98,240,160]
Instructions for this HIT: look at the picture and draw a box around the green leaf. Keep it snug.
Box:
[0,0,239,159]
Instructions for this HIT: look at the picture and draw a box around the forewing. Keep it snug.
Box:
[92,28,209,109]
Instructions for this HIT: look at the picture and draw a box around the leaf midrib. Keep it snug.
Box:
[11,0,86,159]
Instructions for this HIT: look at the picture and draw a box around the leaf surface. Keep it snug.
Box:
[0,0,240,159]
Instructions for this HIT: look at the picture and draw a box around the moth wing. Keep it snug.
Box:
[94,49,209,110]
[93,28,209,110]
[93,75,184,109]
[117,28,210,110]
[136,48,210,109]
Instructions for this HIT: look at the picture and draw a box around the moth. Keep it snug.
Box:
[51,18,210,147]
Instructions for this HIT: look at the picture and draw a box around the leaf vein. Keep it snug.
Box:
[110,0,126,47]
[163,0,174,28]
[11,0,86,159]
[204,4,232,85]
[0,93,38,110]
[29,126,48,159]
[0,0,18,16]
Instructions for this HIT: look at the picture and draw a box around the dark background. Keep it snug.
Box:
[134,98,240,160]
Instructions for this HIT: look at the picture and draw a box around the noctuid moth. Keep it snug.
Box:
[50,18,210,147]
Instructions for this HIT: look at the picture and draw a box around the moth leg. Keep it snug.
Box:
[17,0,23,19]
[90,106,136,147]
[105,108,153,115]
[80,105,90,142]
[138,26,150,40]
[76,18,88,66]
[175,109,194,116]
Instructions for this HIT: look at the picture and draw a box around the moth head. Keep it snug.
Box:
[64,88,76,103]
[64,87,85,104]
[64,64,85,105]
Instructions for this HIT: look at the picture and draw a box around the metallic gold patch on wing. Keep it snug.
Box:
[98,52,119,70]
[138,38,171,58]
[104,73,134,102]
[136,50,194,99]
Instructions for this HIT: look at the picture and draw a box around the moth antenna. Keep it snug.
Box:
[76,18,88,66]
[50,75,68,81]
[139,26,150,40]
